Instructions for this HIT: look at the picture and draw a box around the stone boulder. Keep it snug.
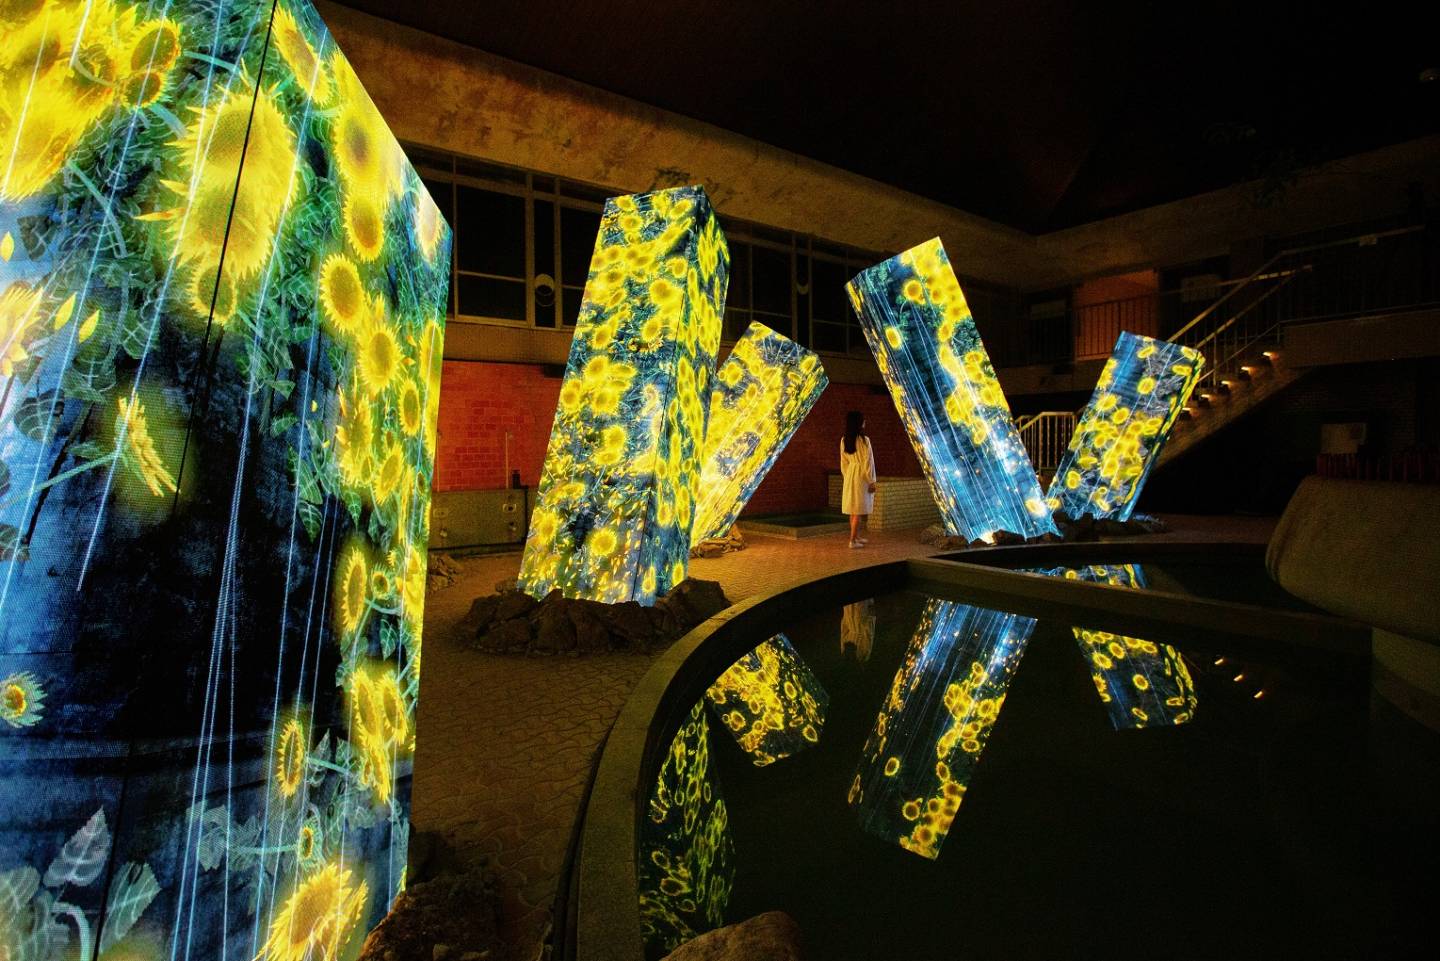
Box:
[691,526,747,559]
[660,911,804,961]
[357,868,501,961]
[465,579,731,656]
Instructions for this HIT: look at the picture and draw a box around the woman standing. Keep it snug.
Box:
[840,410,877,549]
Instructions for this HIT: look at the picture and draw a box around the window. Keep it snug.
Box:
[407,144,891,354]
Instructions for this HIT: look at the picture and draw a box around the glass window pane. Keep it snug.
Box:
[812,320,845,354]
[561,206,602,290]
[456,186,525,277]
[420,177,453,224]
[724,308,751,341]
[811,259,847,323]
[751,245,791,315]
[727,242,751,312]
[458,274,527,321]
[534,199,556,328]
[561,286,584,327]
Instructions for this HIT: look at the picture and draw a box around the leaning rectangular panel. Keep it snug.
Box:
[638,700,735,957]
[846,239,1056,541]
[1047,332,1204,519]
[519,186,728,605]
[691,321,827,544]
[848,599,1037,859]
[0,2,449,957]
[1039,564,1198,728]
[705,633,829,766]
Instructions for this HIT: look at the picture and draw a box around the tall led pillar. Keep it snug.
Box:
[0,2,448,956]
[692,321,827,544]
[519,186,728,605]
[1047,332,1204,520]
[847,238,1057,542]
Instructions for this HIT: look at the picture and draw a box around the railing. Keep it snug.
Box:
[1316,451,1440,485]
[1016,411,1078,475]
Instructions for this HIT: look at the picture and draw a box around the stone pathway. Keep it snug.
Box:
[411,514,1276,959]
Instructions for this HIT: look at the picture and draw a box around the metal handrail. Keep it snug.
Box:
[1189,267,1306,355]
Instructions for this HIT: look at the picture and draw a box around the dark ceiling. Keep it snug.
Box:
[335,0,1440,232]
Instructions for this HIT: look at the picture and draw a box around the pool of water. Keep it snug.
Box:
[636,584,1427,960]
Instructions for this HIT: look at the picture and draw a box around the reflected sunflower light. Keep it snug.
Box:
[849,598,1036,859]
[1047,332,1204,520]
[1037,564,1198,728]
[705,633,829,766]
[519,185,729,606]
[691,321,827,545]
[638,700,734,955]
[846,238,1057,542]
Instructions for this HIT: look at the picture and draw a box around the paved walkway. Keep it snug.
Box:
[410,514,1276,959]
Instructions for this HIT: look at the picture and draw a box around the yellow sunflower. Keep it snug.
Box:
[413,187,445,262]
[258,862,368,961]
[355,311,401,398]
[371,440,403,504]
[397,378,423,436]
[274,718,307,798]
[333,542,369,637]
[127,17,182,73]
[342,190,385,261]
[116,396,177,496]
[270,4,332,104]
[317,253,364,334]
[333,383,373,487]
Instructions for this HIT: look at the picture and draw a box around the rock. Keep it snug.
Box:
[660,579,729,631]
[427,553,464,593]
[660,911,803,961]
[477,617,530,654]
[534,602,576,654]
[492,577,518,594]
[603,600,659,647]
[459,595,501,637]
[991,529,1026,546]
[569,601,613,654]
[357,869,500,961]
[494,590,538,622]
[690,526,747,558]
[918,523,947,546]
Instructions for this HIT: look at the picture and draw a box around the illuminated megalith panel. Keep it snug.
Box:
[1047,332,1204,520]
[705,633,829,766]
[692,321,827,545]
[519,186,729,605]
[0,1,448,957]
[849,599,1036,859]
[846,238,1057,542]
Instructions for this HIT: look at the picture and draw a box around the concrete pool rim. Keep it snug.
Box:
[570,541,1372,961]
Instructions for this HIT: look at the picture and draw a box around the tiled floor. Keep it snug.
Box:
[411,513,1276,959]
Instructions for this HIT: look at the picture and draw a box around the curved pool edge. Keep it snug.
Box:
[573,542,1372,961]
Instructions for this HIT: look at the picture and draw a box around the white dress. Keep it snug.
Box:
[840,436,876,515]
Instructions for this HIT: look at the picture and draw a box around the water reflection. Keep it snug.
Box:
[849,599,1036,859]
[638,701,734,954]
[1037,564,1198,728]
[705,634,829,766]
[840,599,876,663]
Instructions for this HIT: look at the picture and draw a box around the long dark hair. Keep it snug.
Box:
[843,411,865,454]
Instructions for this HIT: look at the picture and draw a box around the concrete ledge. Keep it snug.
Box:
[1285,307,1440,367]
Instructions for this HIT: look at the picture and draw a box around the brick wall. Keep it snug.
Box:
[433,361,561,493]
[827,475,940,530]
[432,361,922,514]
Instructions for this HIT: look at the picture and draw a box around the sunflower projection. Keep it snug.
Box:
[638,700,735,957]
[519,186,728,606]
[704,634,829,766]
[846,239,1057,543]
[1046,332,1204,520]
[691,322,827,545]
[1038,564,1198,729]
[0,3,448,959]
[849,599,1037,859]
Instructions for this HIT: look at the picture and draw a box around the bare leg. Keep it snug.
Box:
[849,514,860,542]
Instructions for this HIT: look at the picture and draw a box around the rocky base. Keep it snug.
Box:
[358,839,503,961]
[461,579,731,656]
[690,526,746,559]
[919,512,1169,550]
[660,911,804,961]
[427,552,464,593]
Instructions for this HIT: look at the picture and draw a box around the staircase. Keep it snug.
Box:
[1018,223,1437,473]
